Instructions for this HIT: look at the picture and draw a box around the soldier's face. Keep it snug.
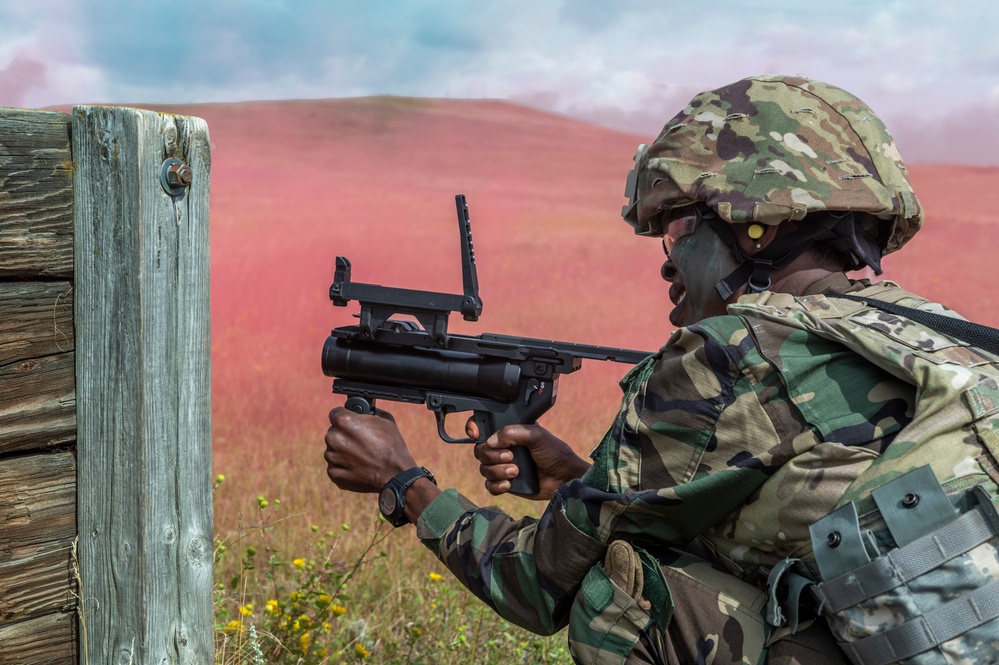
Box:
[661,221,741,327]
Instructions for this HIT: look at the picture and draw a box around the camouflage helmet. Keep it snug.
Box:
[622,75,922,256]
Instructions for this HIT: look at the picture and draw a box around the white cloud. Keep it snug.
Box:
[1,0,997,161]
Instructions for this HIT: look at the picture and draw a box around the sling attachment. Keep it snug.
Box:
[765,558,817,633]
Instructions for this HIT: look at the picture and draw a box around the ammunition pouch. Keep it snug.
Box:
[807,465,999,665]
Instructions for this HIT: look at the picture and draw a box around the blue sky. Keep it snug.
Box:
[2,0,997,163]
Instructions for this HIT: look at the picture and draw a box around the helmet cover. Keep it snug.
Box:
[622,75,922,255]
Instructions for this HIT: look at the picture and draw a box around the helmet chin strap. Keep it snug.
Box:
[701,212,845,300]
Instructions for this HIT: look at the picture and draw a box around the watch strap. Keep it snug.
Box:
[381,466,436,527]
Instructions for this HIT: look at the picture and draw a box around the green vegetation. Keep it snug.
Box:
[213,474,573,664]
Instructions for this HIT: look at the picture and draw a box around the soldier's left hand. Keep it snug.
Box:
[324,407,417,493]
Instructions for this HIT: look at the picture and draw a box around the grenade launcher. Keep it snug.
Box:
[322,195,651,495]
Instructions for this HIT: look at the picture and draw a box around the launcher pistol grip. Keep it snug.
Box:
[427,391,548,496]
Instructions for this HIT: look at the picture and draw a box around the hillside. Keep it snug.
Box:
[138,97,999,473]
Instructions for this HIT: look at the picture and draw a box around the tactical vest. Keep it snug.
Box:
[732,283,999,665]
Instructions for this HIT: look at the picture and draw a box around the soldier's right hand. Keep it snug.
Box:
[466,420,591,501]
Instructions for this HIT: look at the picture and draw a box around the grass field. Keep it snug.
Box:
[184,95,999,662]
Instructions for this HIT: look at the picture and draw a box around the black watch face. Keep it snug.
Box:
[379,486,398,517]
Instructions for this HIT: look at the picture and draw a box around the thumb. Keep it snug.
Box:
[488,423,538,450]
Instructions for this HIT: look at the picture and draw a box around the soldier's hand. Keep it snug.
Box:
[467,420,591,500]
[325,407,417,493]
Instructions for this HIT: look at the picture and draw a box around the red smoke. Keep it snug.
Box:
[0,56,47,107]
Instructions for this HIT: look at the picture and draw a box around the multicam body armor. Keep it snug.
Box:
[736,288,999,665]
[416,276,999,664]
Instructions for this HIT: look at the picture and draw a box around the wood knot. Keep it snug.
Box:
[17,360,38,372]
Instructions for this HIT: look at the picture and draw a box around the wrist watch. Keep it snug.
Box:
[378,466,436,527]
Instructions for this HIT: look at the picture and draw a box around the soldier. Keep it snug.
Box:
[324,75,998,664]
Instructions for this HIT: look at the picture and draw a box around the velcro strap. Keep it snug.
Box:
[839,578,999,665]
[815,505,997,613]
[715,262,752,300]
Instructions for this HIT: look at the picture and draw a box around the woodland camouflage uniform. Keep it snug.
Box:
[415,76,999,664]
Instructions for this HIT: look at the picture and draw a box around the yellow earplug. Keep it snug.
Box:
[747,224,765,240]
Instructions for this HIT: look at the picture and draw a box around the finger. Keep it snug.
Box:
[329,406,352,427]
[373,408,396,423]
[465,417,480,440]
[473,444,514,465]
[478,462,518,483]
[484,479,512,496]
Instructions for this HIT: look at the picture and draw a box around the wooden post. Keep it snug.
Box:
[73,106,213,663]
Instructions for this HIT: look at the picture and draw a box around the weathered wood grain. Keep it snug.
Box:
[0,452,76,626]
[0,281,74,363]
[0,281,76,454]
[74,106,214,664]
[0,611,77,665]
[0,109,73,278]
[0,353,75,455]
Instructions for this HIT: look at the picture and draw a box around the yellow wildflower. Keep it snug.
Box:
[265,599,279,616]
[318,593,332,604]
[330,603,346,616]
[297,615,311,629]
[239,604,253,617]
[355,643,371,659]
[322,622,332,631]
[292,619,300,631]
[428,572,443,582]
[299,631,311,652]
[317,648,328,658]
[223,619,241,635]
[292,558,306,568]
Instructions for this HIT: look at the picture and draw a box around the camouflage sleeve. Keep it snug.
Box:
[415,315,804,632]
[416,488,608,635]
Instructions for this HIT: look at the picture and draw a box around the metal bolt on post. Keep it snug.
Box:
[160,157,193,195]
